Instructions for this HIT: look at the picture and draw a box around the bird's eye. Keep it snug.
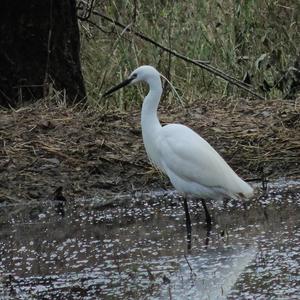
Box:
[131,73,137,79]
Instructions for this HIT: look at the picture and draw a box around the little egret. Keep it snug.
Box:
[103,65,253,238]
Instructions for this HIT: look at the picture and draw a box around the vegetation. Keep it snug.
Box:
[2,1,299,202]
[79,0,299,109]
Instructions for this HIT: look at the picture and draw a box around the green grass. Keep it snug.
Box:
[79,0,300,109]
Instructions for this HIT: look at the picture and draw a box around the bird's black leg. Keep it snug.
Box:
[183,197,192,248]
[205,224,212,246]
[201,199,212,228]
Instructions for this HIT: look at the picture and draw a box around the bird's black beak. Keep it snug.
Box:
[103,76,134,98]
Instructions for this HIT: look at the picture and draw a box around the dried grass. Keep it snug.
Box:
[0,98,299,203]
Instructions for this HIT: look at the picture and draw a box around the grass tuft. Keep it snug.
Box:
[79,0,300,109]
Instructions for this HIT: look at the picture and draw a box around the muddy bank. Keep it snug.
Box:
[0,98,299,203]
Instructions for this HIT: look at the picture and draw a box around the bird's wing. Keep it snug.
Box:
[158,124,240,190]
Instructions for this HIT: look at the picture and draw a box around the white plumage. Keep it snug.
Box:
[156,124,253,200]
[104,65,253,226]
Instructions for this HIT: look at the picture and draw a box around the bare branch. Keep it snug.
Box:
[91,11,265,100]
[77,0,95,21]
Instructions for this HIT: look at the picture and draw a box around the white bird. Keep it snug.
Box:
[103,65,253,235]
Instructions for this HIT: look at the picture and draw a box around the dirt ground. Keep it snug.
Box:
[0,97,299,204]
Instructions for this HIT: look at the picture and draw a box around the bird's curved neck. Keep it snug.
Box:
[141,77,163,134]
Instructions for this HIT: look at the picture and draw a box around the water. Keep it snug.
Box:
[0,180,299,299]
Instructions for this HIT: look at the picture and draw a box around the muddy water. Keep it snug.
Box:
[0,180,299,299]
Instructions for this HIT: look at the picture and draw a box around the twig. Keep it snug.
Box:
[183,254,193,274]
[43,0,53,98]
[91,11,265,100]
[77,0,95,21]
[93,11,209,66]
[132,0,138,23]
[83,19,113,34]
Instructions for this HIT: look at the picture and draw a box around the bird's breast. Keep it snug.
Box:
[142,134,165,172]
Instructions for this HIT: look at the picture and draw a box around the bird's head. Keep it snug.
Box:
[129,65,160,84]
[103,65,160,97]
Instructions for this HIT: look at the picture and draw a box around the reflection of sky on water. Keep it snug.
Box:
[157,246,257,300]
[0,179,299,299]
